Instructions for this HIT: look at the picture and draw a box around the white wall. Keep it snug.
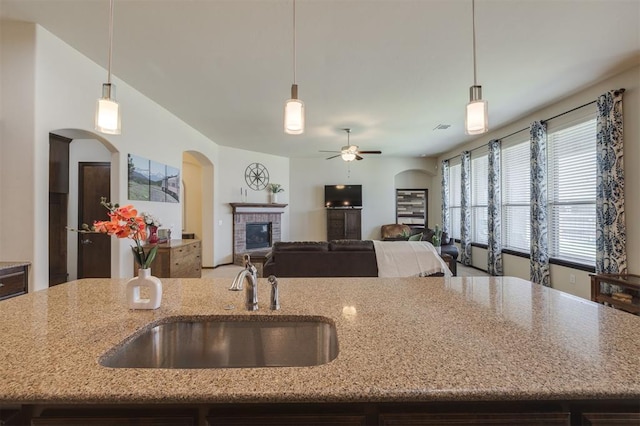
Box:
[433,65,640,299]
[0,22,36,269]
[289,157,436,241]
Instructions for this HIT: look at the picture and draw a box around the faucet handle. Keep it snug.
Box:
[268,275,280,310]
[243,254,252,267]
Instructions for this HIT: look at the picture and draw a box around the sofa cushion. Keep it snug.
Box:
[272,241,329,252]
[380,224,412,239]
[408,233,422,241]
[329,239,374,251]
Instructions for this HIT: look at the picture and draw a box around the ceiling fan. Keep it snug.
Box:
[320,129,382,161]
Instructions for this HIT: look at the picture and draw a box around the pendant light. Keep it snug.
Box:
[465,0,488,135]
[284,0,304,135]
[95,0,121,135]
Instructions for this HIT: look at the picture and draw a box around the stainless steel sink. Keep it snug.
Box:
[99,316,339,368]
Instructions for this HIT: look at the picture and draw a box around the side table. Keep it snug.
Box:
[590,273,640,314]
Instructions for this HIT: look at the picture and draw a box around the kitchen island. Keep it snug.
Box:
[1,276,639,424]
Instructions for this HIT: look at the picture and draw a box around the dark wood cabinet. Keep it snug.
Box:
[327,208,361,240]
[0,263,29,300]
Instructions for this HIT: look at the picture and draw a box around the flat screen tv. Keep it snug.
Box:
[324,184,362,208]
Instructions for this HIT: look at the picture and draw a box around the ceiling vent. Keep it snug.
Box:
[433,124,451,130]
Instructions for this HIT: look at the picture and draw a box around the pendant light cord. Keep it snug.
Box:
[471,0,477,86]
[107,0,115,84]
[292,0,297,85]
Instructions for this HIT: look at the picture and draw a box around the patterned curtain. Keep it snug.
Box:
[596,90,626,287]
[460,151,472,266]
[530,121,549,287]
[441,160,450,236]
[487,139,503,276]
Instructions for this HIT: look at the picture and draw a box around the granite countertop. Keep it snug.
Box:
[0,261,30,271]
[1,276,640,405]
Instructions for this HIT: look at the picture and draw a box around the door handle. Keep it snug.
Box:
[81,239,93,245]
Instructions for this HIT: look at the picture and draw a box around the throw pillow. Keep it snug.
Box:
[408,233,422,241]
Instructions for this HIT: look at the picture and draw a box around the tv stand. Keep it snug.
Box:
[327,208,362,240]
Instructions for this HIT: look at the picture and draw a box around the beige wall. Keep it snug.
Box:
[434,65,640,299]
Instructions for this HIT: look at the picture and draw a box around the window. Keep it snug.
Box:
[448,161,462,240]
[501,138,530,252]
[471,151,488,244]
[548,117,597,265]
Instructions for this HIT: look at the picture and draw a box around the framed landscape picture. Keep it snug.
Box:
[128,154,150,201]
[128,154,180,203]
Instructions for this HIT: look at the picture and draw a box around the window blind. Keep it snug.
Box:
[501,138,530,252]
[548,117,597,265]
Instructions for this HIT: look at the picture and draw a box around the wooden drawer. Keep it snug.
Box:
[0,266,28,300]
[170,242,201,276]
[136,240,201,278]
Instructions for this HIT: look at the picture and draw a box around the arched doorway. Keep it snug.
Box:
[48,129,119,286]
[182,151,214,267]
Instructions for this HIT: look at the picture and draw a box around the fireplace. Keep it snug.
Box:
[230,203,287,266]
[245,222,271,250]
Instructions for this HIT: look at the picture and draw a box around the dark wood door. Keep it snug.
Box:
[78,162,111,279]
[344,210,362,240]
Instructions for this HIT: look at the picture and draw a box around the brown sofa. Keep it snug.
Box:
[263,240,378,278]
[262,240,455,278]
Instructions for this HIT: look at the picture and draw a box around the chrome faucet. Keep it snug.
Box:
[268,275,280,310]
[229,254,259,311]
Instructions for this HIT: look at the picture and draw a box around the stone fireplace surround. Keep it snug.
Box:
[230,203,287,265]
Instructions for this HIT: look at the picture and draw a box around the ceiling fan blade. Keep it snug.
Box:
[357,150,382,154]
[355,154,364,161]
[326,154,341,160]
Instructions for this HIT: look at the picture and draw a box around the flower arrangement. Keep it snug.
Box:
[141,212,161,228]
[267,183,285,194]
[92,198,158,269]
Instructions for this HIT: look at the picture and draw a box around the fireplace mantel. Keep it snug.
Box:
[229,203,288,214]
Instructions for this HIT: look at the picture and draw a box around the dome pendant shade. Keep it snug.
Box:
[284,84,305,134]
[465,85,488,135]
[95,83,121,135]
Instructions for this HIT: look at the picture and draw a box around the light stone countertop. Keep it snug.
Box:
[1,276,640,405]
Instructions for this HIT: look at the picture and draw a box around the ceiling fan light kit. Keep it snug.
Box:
[95,0,121,135]
[465,0,488,135]
[284,0,305,135]
[321,129,381,161]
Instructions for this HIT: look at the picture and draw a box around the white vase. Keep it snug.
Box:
[126,268,162,310]
[270,192,279,203]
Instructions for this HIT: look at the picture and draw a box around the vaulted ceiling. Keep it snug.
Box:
[2,0,639,159]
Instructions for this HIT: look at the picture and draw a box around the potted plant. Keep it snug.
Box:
[267,183,284,203]
[432,224,443,254]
